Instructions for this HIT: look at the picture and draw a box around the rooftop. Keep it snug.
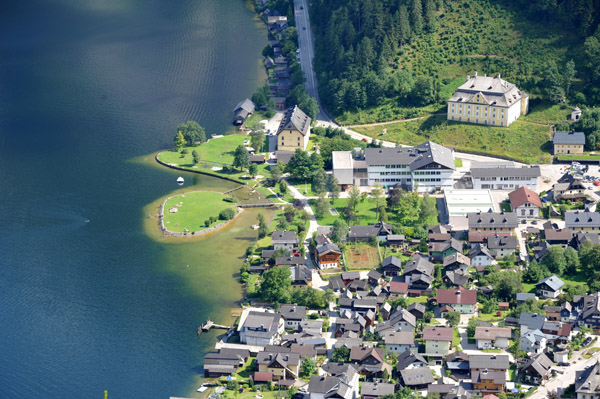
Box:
[554,131,585,145]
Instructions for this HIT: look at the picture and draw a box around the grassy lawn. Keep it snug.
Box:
[345,243,381,270]
[583,347,600,359]
[235,357,256,379]
[353,115,552,164]
[454,158,463,167]
[163,191,236,233]
[475,311,507,323]
[557,153,600,161]
[453,328,461,348]
[221,390,287,399]
[406,296,428,305]
[159,134,248,166]
[521,102,574,125]
[521,283,536,293]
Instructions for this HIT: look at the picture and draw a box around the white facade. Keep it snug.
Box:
[477,337,509,350]
[425,340,451,355]
[515,204,541,218]
[386,343,416,355]
[332,151,354,186]
[471,255,495,267]
[367,165,454,192]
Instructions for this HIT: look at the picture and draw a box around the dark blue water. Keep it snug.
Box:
[0,1,266,398]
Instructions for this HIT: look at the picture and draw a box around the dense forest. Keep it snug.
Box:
[309,0,600,116]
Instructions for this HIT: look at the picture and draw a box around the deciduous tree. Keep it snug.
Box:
[233,145,250,171]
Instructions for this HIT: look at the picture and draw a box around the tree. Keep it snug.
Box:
[494,271,523,301]
[286,149,313,180]
[300,358,316,378]
[564,246,580,275]
[249,163,258,178]
[542,246,567,275]
[312,169,328,195]
[251,85,274,110]
[315,195,330,218]
[192,150,200,165]
[330,219,348,244]
[371,184,385,219]
[387,187,403,210]
[564,59,577,98]
[580,242,600,278]
[444,311,460,327]
[233,145,250,171]
[176,121,206,145]
[547,391,559,399]
[410,0,423,35]
[523,260,550,283]
[271,164,284,182]
[467,318,481,339]
[174,131,186,152]
[257,213,268,239]
[419,194,437,224]
[260,266,292,303]
[219,208,236,220]
[347,186,361,212]
[331,346,350,362]
[250,129,266,153]
[327,175,340,202]
[279,179,288,194]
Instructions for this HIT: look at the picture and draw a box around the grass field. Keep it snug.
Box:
[163,191,236,233]
[345,244,381,270]
[557,153,600,161]
[159,134,248,166]
[353,115,552,164]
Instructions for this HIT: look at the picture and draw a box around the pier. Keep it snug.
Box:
[198,319,232,334]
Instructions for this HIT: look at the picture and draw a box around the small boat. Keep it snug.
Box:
[197,386,208,393]
[177,177,184,185]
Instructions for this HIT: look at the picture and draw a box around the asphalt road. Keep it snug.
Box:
[293,0,330,122]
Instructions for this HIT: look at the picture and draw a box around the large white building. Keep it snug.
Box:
[447,72,529,127]
[363,141,456,192]
[471,163,540,190]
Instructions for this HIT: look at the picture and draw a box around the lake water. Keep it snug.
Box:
[0,1,267,398]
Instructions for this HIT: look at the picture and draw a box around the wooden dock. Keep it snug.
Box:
[198,319,232,334]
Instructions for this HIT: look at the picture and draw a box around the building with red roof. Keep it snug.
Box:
[509,187,542,219]
[436,287,477,314]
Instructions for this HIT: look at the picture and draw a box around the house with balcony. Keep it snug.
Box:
[509,186,542,219]
[575,360,600,399]
[272,231,299,252]
[424,326,454,355]
[468,212,518,241]
[475,327,511,350]
[437,287,477,314]
[471,165,540,191]
[536,275,565,299]
[238,310,284,346]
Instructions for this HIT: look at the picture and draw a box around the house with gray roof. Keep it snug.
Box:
[364,141,456,192]
[469,244,496,268]
[536,275,565,299]
[519,313,546,334]
[565,210,600,232]
[272,231,299,252]
[399,367,435,390]
[576,359,600,399]
[403,255,434,285]
[447,72,529,127]
[233,98,255,125]
[238,310,284,346]
[486,235,518,259]
[361,382,396,399]
[348,222,392,242]
[554,131,585,155]
[277,105,311,151]
[376,308,417,334]
[382,255,402,276]
[520,328,547,354]
[395,349,428,370]
[308,366,359,399]
[384,331,417,354]
[471,165,540,191]
[279,305,307,330]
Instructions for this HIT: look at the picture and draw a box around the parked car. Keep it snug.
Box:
[593,181,599,186]
[583,337,593,347]
[521,219,528,224]
[558,362,571,367]
[531,220,538,225]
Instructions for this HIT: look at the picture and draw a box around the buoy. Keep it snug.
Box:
[177,177,184,185]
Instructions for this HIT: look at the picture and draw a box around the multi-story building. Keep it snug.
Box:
[363,141,455,192]
[565,211,600,232]
[554,131,585,155]
[277,106,311,151]
[468,212,518,241]
[436,287,478,314]
[423,326,453,355]
[272,231,299,252]
[509,186,542,218]
[447,72,528,127]
[471,164,540,190]
[576,360,600,399]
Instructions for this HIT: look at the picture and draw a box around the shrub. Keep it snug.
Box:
[205,219,211,227]
[219,208,236,220]
[181,149,189,154]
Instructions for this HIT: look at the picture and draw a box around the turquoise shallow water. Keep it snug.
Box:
[0,1,266,398]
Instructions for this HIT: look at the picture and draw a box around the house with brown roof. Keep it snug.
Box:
[314,242,341,269]
[423,326,454,355]
[475,327,511,350]
[256,350,301,381]
[509,187,542,219]
[437,287,478,314]
[443,252,470,274]
[349,346,392,377]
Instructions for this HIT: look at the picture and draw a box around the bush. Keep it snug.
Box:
[181,149,189,154]
[219,208,236,220]
[205,219,211,227]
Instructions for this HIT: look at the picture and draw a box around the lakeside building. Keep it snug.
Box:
[277,106,311,151]
[553,131,585,155]
[447,72,529,127]
[470,163,540,190]
[332,141,455,193]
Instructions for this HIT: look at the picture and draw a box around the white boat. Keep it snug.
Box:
[197,386,208,393]
[177,177,184,185]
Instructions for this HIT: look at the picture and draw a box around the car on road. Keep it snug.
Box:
[558,362,571,367]
[594,181,600,186]
[302,26,306,30]
[521,219,528,224]
[583,337,593,347]
[531,220,538,225]
[362,138,368,142]
[300,5,303,9]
